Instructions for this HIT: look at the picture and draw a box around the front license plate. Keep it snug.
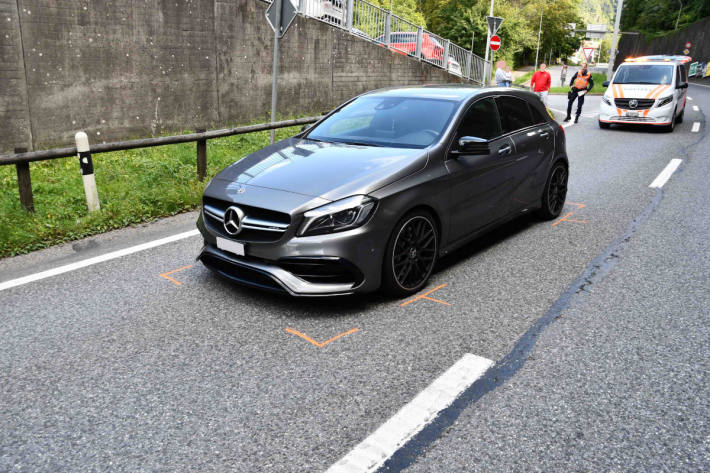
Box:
[626,110,639,118]
[216,237,245,256]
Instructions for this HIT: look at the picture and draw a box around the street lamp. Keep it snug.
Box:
[675,0,683,30]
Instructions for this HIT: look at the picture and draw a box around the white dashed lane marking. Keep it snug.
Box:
[326,354,494,473]
[692,122,700,133]
[692,105,699,111]
[649,159,682,189]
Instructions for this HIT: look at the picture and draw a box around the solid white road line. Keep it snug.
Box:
[692,105,699,111]
[326,353,494,473]
[649,159,683,189]
[692,122,700,132]
[689,82,710,89]
[0,229,200,292]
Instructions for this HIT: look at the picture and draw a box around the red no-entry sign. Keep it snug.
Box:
[490,35,501,51]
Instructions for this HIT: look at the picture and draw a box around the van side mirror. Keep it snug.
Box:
[455,136,490,155]
[300,124,313,133]
[602,80,610,87]
[677,82,688,89]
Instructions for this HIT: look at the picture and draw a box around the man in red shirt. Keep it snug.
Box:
[530,63,551,105]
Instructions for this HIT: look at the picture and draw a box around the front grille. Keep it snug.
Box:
[203,196,291,243]
[200,253,286,293]
[277,257,363,285]
[614,98,655,110]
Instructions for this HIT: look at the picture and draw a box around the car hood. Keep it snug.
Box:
[212,137,428,201]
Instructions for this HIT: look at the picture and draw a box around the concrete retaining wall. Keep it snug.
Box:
[0,0,462,153]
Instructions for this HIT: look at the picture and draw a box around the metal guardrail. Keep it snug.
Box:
[2,116,321,212]
[267,0,489,85]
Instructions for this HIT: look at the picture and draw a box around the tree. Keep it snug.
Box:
[369,0,428,27]
[621,0,710,35]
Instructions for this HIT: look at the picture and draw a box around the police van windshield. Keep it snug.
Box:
[614,64,674,85]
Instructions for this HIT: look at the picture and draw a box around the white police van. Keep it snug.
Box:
[599,55,690,132]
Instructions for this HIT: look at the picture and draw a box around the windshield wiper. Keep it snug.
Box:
[341,141,381,147]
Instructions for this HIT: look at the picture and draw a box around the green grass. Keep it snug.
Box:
[0,123,304,258]
[516,71,606,95]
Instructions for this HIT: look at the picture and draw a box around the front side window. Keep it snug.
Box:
[306,96,458,149]
[613,64,674,85]
[496,96,534,134]
[456,97,502,141]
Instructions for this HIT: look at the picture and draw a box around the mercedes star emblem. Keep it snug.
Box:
[629,99,638,109]
[223,206,246,235]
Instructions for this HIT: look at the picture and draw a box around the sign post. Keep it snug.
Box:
[266,0,298,143]
[484,14,503,86]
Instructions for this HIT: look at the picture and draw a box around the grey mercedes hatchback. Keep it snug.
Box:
[197,86,568,297]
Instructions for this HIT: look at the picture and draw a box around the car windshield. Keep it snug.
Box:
[613,64,674,85]
[305,96,458,149]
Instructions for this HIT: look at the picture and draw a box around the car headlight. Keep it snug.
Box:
[656,95,673,107]
[298,195,377,236]
[602,95,612,106]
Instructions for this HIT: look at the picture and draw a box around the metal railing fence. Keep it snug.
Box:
[265,0,489,84]
[2,117,321,212]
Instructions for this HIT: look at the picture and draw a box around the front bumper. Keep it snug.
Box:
[196,210,385,296]
[599,99,673,125]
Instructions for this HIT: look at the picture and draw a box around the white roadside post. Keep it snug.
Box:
[75,131,100,212]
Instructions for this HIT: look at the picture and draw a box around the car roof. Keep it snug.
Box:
[362,86,487,102]
[362,86,535,103]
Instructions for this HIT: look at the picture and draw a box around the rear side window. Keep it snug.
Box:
[529,104,547,124]
[496,96,534,133]
[457,97,502,141]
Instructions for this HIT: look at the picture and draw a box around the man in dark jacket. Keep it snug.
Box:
[564,63,594,123]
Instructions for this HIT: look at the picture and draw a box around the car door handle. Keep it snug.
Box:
[539,131,550,138]
[498,144,512,156]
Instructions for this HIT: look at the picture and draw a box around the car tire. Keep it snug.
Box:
[535,161,568,220]
[382,210,439,297]
[676,108,684,124]
[599,120,610,129]
[664,108,677,132]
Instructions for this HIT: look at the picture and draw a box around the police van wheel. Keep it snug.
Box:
[676,108,684,124]
[663,108,677,133]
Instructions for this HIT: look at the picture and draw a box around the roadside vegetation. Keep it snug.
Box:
[514,71,606,95]
[0,124,302,258]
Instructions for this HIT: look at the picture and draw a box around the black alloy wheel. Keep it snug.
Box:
[536,162,568,220]
[383,212,438,296]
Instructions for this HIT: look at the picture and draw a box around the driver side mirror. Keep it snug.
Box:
[677,82,688,89]
[455,136,490,155]
[602,80,610,87]
[300,123,313,133]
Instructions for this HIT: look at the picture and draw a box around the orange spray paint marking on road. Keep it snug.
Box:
[552,203,587,227]
[160,265,193,286]
[285,328,359,348]
[400,283,451,307]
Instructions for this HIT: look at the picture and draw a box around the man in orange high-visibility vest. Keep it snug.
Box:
[564,63,594,123]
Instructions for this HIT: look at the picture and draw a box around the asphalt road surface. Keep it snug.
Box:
[1,86,708,472]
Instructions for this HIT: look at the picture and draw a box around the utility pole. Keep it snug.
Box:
[675,0,683,30]
[534,9,543,69]
[483,0,494,85]
[607,0,624,81]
